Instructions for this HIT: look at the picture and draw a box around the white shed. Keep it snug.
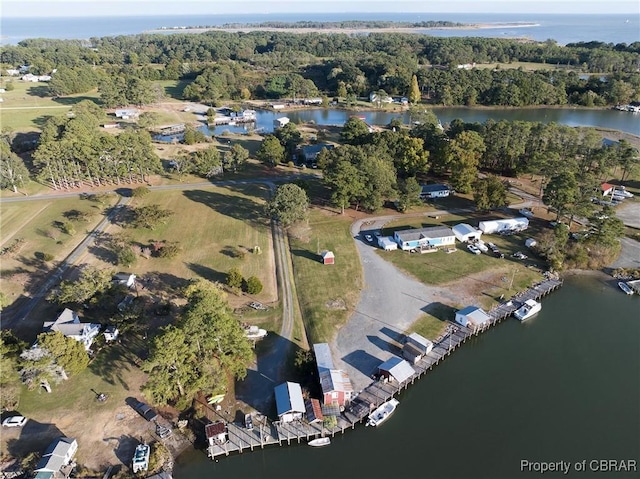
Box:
[455,306,491,329]
[377,236,398,251]
[525,238,537,248]
[452,223,482,243]
[478,217,529,234]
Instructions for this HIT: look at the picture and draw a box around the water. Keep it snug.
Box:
[1,13,638,45]
[175,275,639,478]
[156,107,639,142]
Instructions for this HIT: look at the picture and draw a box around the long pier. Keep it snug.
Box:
[206,277,563,459]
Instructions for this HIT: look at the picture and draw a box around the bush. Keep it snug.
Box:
[132,186,150,197]
[37,252,55,262]
[117,247,137,266]
[226,268,243,290]
[158,241,181,258]
[60,221,76,236]
[245,276,263,295]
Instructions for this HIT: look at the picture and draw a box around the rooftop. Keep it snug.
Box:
[395,226,454,243]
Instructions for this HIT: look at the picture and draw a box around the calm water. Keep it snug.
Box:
[156,107,640,141]
[175,275,640,478]
[1,13,638,45]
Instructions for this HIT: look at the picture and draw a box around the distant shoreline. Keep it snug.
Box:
[146,22,540,35]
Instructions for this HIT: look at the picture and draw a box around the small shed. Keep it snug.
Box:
[320,250,335,265]
[601,182,614,196]
[525,238,537,248]
[205,421,228,446]
[452,223,482,243]
[378,356,415,384]
[455,306,491,329]
[378,236,398,251]
[273,117,290,129]
[274,382,305,423]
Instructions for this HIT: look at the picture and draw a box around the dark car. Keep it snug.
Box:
[131,399,158,422]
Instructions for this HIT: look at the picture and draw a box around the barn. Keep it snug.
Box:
[478,217,529,235]
[452,223,482,243]
[320,250,335,264]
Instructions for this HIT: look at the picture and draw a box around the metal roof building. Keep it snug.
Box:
[378,356,416,384]
[274,382,305,423]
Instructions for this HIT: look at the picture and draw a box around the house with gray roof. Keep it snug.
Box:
[378,356,416,384]
[43,309,100,351]
[393,226,455,251]
[34,437,77,479]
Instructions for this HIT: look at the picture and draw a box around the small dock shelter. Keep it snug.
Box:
[479,217,529,235]
[452,223,482,243]
[402,332,433,364]
[393,226,455,251]
[455,306,491,330]
[274,382,305,423]
[378,356,415,384]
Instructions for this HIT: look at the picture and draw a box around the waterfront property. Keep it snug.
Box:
[299,143,335,168]
[42,309,101,351]
[378,356,416,384]
[455,306,491,330]
[402,332,434,364]
[313,343,354,408]
[273,116,290,129]
[274,382,305,423]
[393,226,456,251]
[33,437,77,479]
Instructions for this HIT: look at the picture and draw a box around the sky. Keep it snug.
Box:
[2,0,639,17]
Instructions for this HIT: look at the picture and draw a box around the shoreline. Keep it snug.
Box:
[145,22,540,35]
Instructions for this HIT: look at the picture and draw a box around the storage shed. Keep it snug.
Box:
[478,217,529,235]
[378,236,398,251]
[320,250,335,265]
[274,382,305,423]
[378,356,415,384]
[402,332,433,364]
[452,223,482,243]
[455,306,491,330]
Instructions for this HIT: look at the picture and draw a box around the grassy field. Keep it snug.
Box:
[407,311,451,341]
[0,80,101,131]
[288,209,363,344]
[0,195,118,305]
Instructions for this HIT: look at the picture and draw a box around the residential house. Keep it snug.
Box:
[205,421,228,446]
[274,382,305,423]
[299,143,334,167]
[302,97,323,105]
[273,117,290,129]
[313,343,354,408]
[478,217,529,234]
[237,109,256,121]
[402,332,433,364]
[420,184,451,199]
[455,306,491,330]
[378,356,415,384]
[33,437,77,479]
[271,102,286,110]
[369,91,393,104]
[452,223,482,243]
[43,309,100,351]
[393,226,456,251]
[113,273,136,288]
[114,109,140,120]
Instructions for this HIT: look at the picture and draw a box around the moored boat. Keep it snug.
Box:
[618,282,634,295]
[513,299,542,321]
[132,443,150,473]
[308,437,331,447]
[366,398,399,427]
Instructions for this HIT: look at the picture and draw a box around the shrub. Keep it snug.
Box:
[117,247,137,267]
[38,252,55,262]
[158,241,181,258]
[132,186,150,198]
[226,268,243,290]
[245,276,263,295]
[60,221,76,236]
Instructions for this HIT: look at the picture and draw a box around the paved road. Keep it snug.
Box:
[2,195,131,328]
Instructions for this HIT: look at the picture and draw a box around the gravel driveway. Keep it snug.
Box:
[330,218,459,392]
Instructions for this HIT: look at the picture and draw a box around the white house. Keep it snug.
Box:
[274,382,305,423]
[34,437,78,478]
[452,223,482,243]
[43,309,101,351]
[455,306,491,330]
[369,91,393,104]
[478,217,529,235]
[273,117,290,129]
[377,236,398,251]
[271,103,286,110]
[378,356,415,384]
[420,184,451,199]
[402,332,433,364]
[113,273,136,288]
[394,226,456,251]
[114,109,140,120]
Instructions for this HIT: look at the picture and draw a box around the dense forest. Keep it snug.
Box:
[1,32,639,107]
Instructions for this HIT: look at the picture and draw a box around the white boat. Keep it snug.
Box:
[308,437,331,447]
[366,398,399,427]
[132,443,150,473]
[618,282,634,295]
[513,299,542,321]
[245,325,268,340]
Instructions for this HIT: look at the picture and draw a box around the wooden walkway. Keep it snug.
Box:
[207,277,563,459]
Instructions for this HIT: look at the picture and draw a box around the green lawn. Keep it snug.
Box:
[0,195,118,304]
[289,210,363,343]
[112,185,277,304]
[406,311,451,341]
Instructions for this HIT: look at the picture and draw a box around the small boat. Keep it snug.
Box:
[513,299,542,321]
[366,398,399,427]
[618,282,634,295]
[132,443,150,473]
[308,437,331,447]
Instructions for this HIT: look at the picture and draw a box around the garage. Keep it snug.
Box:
[377,236,398,251]
[452,223,482,243]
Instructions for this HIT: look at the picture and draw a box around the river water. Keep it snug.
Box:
[159,107,639,142]
[174,274,639,478]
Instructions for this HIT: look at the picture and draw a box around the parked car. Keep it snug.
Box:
[467,244,481,255]
[2,416,27,428]
[474,240,489,253]
[518,208,534,218]
[512,251,528,260]
[131,400,158,422]
[364,234,373,243]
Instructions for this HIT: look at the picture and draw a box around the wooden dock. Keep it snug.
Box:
[206,277,563,459]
